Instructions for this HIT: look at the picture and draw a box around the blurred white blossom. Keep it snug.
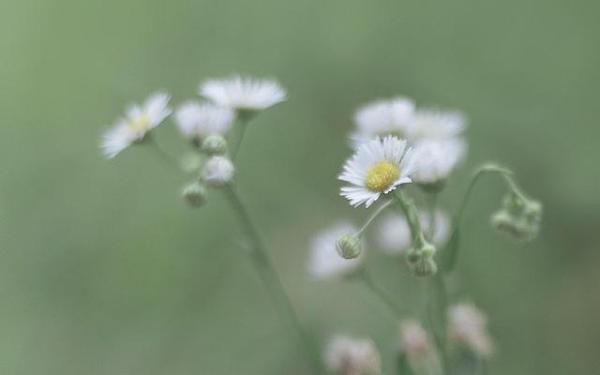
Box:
[325,335,382,375]
[448,303,494,358]
[410,139,467,185]
[175,102,234,143]
[101,92,171,158]
[199,76,286,111]
[351,97,415,147]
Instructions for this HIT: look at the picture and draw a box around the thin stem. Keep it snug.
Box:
[455,164,513,226]
[223,185,322,373]
[428,192,438,241]
[359,269,406,318]
[357,199,394,236]
[146,135,181,171]
[230,116,252,160]
[429,273,450,374]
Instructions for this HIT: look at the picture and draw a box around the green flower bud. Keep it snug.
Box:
[336,234,362,259]
[201,134,228,155]
[182,181,207,207]
[406,240,438,277]
[492,192,542,241]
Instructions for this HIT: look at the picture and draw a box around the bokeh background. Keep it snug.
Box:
[1,0,599,374]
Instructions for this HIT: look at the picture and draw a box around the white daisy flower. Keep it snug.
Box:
[350,97,415,147]
[324,335,382,375]
[175,102,234,143]
[199,75,286,112]
[410,139,467,185]
[100,92,171,159]
[339,136,414,208]
[201,156,235,187]
[377,210,450,255]
[308,223,363,280]
[406,108,466,142]
[448,303,494,358]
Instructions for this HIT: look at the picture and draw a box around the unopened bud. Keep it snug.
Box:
[201,134,228,155]
[492,192,542,241]
[336,233,362,259]
[182,181,207,207]
[202,156,235,187]
[406,241,438,277]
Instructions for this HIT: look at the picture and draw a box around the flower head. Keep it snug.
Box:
[406,108,466,142]
[350,97,415,147]
[399,320,441,373]
[101,92,171,158]
[324,335,382,375]
[339,136,414,208]
[199,75,286,112]
[308,223,363,280]
[410,139,467,186]
[377,210,450,255]
[175,102,234,144]
[448,303,494,358]
[201,156,235,187]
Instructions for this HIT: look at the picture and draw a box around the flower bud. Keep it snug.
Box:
[406,241,438,277]
[201,134,228,155]
[181,181,207,207]
[202,156,235,187]
[336,233,362,259]
[491,192,542,241]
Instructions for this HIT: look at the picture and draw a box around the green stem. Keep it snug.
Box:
[394,189,426,247]
[455,164,514,226]
[428,192,438,241]
[359,269,406,318]
[429,273,450,374]
[223,185,322,373]
[357,199,393,236]
[442,164,519,273]
[146,135,181,171]
[230,116,251,160]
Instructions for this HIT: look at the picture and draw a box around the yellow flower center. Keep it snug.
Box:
[365,160,400,192]
[128,113,150,133]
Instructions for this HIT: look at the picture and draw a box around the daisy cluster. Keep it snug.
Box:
[100,75,286,203]
[100,81,540,375]
[309,93,543,374]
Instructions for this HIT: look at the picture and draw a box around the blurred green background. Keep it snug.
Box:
[1,0,599,374]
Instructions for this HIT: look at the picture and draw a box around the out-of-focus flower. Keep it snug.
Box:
[308,223,363,280]
[350,97,415,147]
[448,303,494,358]
[377,210,450,255]
[201,156,235,187]
[199,76,286,112]
[406,108,466,142]
[399,320,442,374]
[175,102,234,145]
[339,136,414,208]
[410,139,467,187]
[101,92,171,158]
[324,335,382,375]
